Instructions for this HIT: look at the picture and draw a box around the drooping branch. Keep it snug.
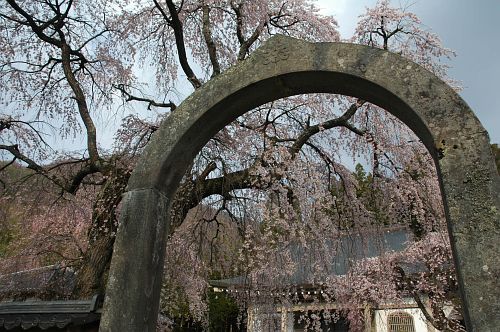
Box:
[0,117,107,196]
[5,0,100,164]
[169,100,368,221]
[42,0,74,31]
[5,0,63,48]
[394,266,444,331]
[0,144,67,190]
[5,0,90,62]
[0,118,51,148]
[0,145,43,174]
[0,142,104,195]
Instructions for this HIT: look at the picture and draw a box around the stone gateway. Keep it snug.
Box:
[99,36,500,331]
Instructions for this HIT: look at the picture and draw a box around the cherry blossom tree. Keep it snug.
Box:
[151,1,462,330]
[0,0,137,296]
[0,0,467,331]
[0,0,339,299]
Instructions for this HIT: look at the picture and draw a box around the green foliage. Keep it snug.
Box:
[207,290,240,332]
[164,287,241,332]
[352,163,426,238]
[0,206,23,258]
[0,163,25,257]
[353,163,373,197]
[0,225,16,257]
[352,163,390,226]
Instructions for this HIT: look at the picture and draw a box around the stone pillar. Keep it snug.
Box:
[99,189,169,331]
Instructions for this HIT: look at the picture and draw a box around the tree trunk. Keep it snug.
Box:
[71,162,254,298]
[72,168,130,299]
[72,235,115,298]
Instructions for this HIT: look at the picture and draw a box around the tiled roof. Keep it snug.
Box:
[0,295,101,330]
[211,229,412,288]
[0,265,75,301]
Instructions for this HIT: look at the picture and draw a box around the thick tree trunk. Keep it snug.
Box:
[72,168,130,299]
[71,169,200,299]
[72,235,115,298]
[70,161,260,298]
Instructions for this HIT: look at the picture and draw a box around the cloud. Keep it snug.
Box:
[316,0,348,16]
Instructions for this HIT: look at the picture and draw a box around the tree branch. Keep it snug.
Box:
[231,2,265,61]
[289,99,366,155]
[60,43,100,163]
[0,144,69,189]
[199,168,256,198]
[231,2,245,46]
[5,0,63,48]
[155,0,202,89]
[202,5,221,76]
[181,101,367,213]
[114,84,177,110]
[394,266,441,328]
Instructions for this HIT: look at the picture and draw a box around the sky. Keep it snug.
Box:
[7,0,498,155]
[316,0,500,143]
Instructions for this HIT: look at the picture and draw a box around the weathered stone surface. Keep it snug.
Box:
[101,35,500,331]
[99,189,169,331]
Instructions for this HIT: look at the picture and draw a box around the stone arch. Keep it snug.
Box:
[99,36,499,331]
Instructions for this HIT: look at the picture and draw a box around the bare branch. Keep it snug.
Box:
[231,2,265,61]
[114,84,177,110]
[290,99,366,155]
[0,144,44,173]
[60,43,100,163]
[0,144,69,190]
[238,22,265,61]
[231,2,245,45]
[66,163,100,194]
[5,0,63,48]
